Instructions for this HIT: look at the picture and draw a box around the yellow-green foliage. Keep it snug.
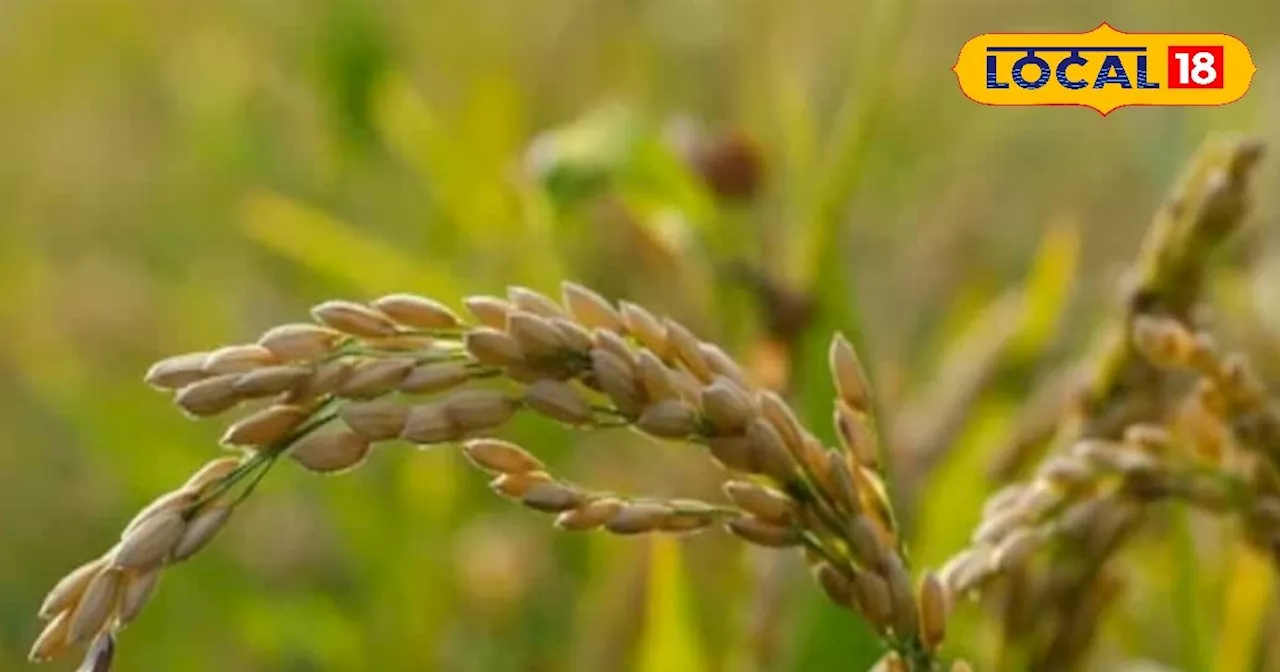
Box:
[3,2,1280,671]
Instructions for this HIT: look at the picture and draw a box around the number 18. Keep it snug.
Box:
[1168,46,1224,88]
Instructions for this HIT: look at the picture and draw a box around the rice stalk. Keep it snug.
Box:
[33,282,944,670]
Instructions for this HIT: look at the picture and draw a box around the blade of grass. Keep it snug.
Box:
[239,189,462,300]
[1212,540,1273,672]
[1011,217,1080,357]
[635,536,708,672]
[788,0,919,291]
[1172,509,1209,672]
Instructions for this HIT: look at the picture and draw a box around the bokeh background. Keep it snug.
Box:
[3,1,1280,670]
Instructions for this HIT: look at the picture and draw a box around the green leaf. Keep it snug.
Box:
[635,537,708,672]
[789,585,884,671]
[1011,218,1080,357]
[239,188,462,300]
[1212,541,1273,672]
[370,72,519,236]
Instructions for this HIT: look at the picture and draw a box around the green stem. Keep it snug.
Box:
[230,456,278,510]
[187,402,342,514]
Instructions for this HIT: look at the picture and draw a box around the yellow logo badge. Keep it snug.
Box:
[953,23,1255,115]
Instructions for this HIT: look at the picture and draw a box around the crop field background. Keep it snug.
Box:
[1,1,1279,670]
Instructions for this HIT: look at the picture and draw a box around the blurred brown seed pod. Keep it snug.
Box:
[685,128,764,200]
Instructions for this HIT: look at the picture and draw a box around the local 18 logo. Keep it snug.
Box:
[953,23,1255,114]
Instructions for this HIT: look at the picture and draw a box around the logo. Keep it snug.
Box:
[953,23,1255,114]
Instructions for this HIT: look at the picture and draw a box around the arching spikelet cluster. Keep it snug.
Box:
[32,283,954,670]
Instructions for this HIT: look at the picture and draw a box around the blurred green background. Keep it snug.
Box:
[3,1,1280,670]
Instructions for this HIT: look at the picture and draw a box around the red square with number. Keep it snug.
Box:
[1168,46,1224,88]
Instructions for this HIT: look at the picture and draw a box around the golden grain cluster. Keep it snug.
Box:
[31,279,960,670]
